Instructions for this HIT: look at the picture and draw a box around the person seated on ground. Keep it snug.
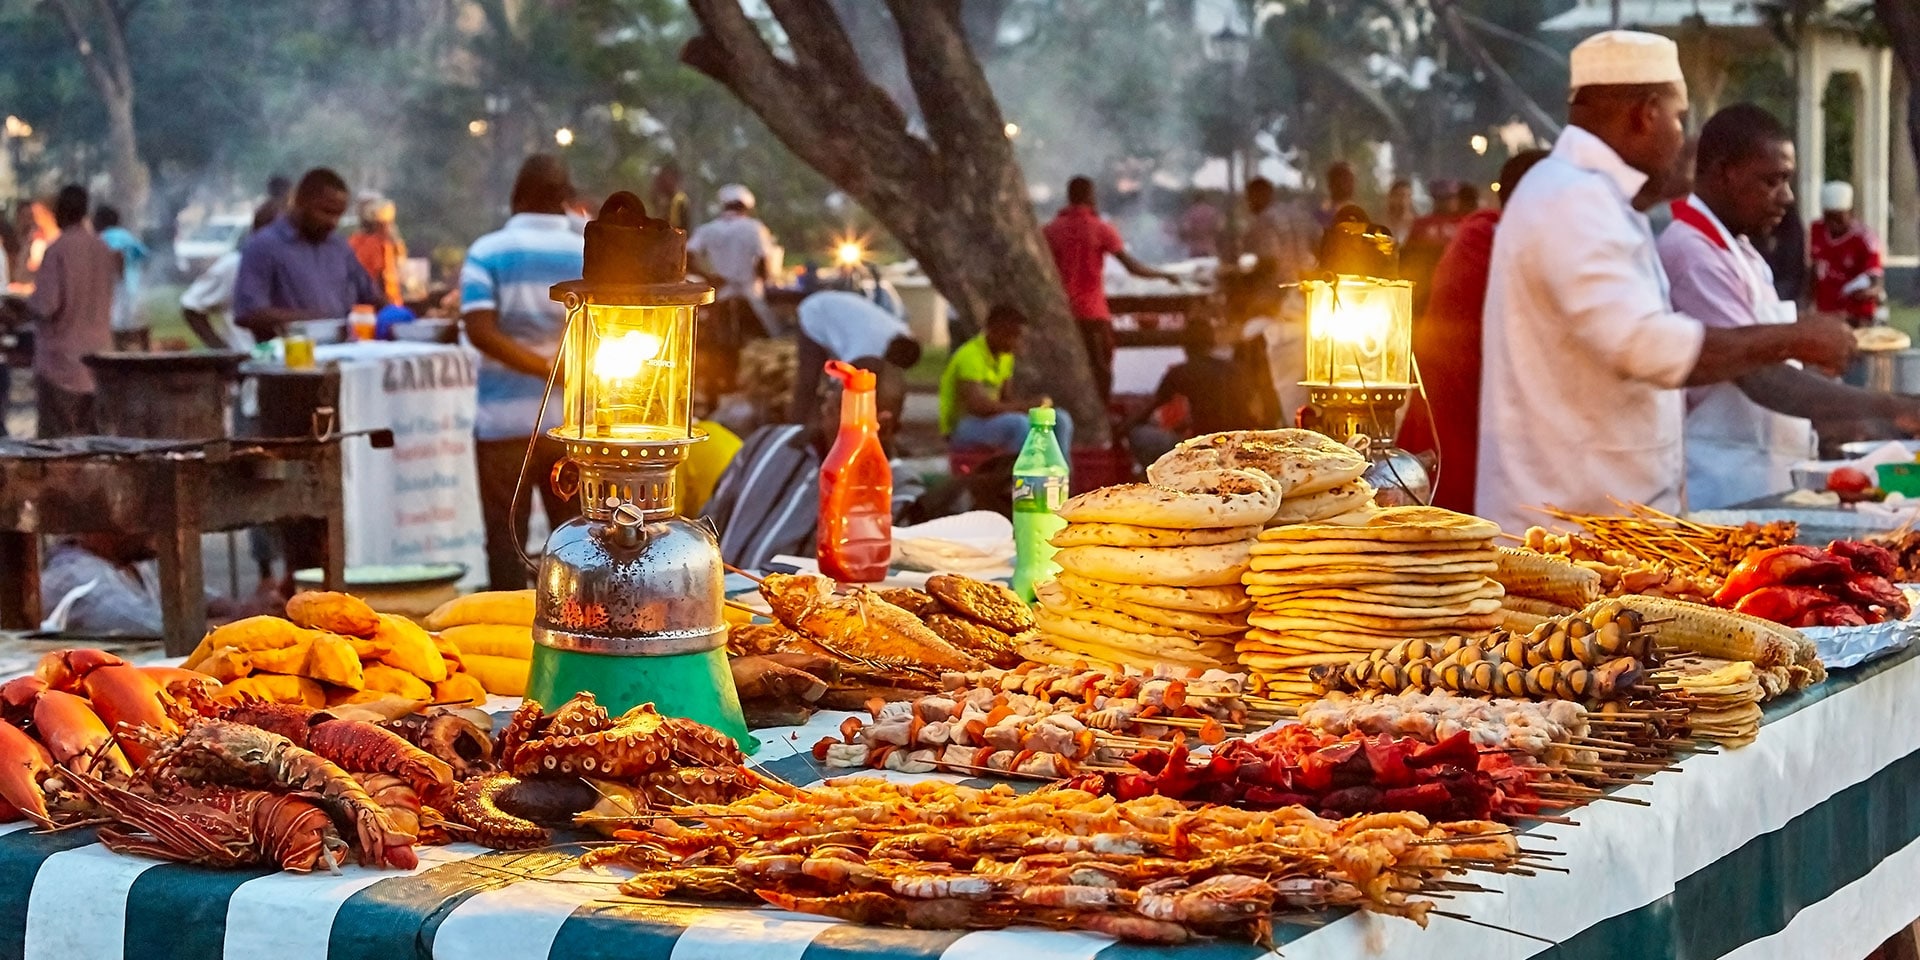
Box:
[939,304,1074,456]
[1122,319,1268,466]
[703,356,909,570]
[790,288,921,422]
[40,533,280,636]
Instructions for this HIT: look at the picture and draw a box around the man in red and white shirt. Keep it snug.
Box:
[1809,180,1884,327]
[1042,176,1179,404]
[1660,105,1918,508]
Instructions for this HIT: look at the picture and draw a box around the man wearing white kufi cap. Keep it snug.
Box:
[1474,30,1855,533]
[1810,179,1885,326]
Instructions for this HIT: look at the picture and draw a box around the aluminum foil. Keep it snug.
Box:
[1798,586,1920,669]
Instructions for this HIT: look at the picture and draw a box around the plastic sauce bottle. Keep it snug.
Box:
[1011,406,1071,601]
[818,360,893,583]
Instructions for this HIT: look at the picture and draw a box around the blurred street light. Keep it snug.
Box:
[1470,134,1489,156]
[468,119,489,137]
[1004,122,1020,139]
[3,116,31,138]
[555,127,575,147]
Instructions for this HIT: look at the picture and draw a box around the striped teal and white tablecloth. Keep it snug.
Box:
[4,645,1919,960]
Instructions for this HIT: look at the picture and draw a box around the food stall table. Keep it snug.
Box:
[309,342,488,588]
[0,646,1916,960]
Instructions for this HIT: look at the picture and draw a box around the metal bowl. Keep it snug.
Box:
[391,319,459,344]
[290,318,347,344]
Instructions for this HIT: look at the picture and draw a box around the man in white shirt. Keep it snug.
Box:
[1475,30,1854,533]
[687,183,781,401]
[1662,104,1920,508]
[790,289,920,421]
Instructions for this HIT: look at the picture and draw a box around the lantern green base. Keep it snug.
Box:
[524,644,755,753]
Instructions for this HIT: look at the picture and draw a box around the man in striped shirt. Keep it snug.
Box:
[460,155,585,589]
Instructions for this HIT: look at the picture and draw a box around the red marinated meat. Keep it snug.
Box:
[1833,574,1911,620]
[1828,540,1899,579]
[1791,604,1870,628]
[1714,546,1853,606]
[1731,584,1841,623]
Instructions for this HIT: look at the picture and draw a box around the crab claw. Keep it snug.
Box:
[31,690,132,778]
[0,720,56,828]
[0,676,47,722]
[80,666,177,766]
[34,649,128,692]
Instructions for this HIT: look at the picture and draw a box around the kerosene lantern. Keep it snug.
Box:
[526,191,750,746]
[1298,222,1432,505]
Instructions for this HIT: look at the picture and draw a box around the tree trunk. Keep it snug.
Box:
[682,0,1108,445]
[44,0,152,230]
[1880,0,1920,222]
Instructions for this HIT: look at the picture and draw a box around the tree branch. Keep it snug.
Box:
[41,0,120,104]
[1433,0,1562,138]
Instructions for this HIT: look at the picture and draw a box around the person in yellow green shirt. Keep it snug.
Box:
[938,305,1074,454]
[677,418,742,516]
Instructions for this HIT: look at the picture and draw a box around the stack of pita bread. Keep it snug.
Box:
[1021,468,1279,673]
[1238,506,1505,702]
[1148,429,1376,525]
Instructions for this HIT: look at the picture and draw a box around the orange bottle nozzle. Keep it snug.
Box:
[824,360,876,391]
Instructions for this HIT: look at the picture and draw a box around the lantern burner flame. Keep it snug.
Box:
[593,330,665,381]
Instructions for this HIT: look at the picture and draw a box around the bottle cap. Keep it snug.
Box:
[824,359,875,391]
[1028,406,1055,427]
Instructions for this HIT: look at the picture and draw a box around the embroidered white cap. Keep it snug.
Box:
[717,183,756,210]
[1569,30,1686,93]
[1821,181,1855,212]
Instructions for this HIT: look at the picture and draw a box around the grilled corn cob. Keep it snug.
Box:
[1495,548,1603,608]
[1585,596,1797,668]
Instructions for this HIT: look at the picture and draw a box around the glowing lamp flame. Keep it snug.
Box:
[835,241,864,268]
[593,330,664,382]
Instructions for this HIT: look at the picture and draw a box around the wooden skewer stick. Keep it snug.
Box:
[1430,910,1561,946]
[723,563,766,584]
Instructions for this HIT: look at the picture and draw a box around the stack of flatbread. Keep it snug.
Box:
[1020,469,1278,673]
[1670,658,1767,747]
[1149,429,1377,525]
[1238,506,1505,701]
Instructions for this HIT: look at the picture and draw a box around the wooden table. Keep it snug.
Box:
[0,437,347,655]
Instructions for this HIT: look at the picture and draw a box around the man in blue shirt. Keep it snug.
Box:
[460,155,585,589]
[233,168,378,339]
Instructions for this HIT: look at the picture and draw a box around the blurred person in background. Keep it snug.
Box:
[1382,179,1416,242]
[649,163,690,231]
[92,205,148,351]
[26,185,116,437]
[348,196,407,307]
[1121,319,1266,466]
[1401,179,1464,297]
[233,168,379,339]
[253,174,292,228]
[1762,199,1808,302]
[688,183,781,403]
[460,154,584,590]
[1398,149,1550,512]
[1316,161,1362,227]
[1043,176,1182,406]
[180,208,276,349]
[940,304,1074,455]
[1810,181,1884,327]
[1174,190,1222,259]
[790,289,921,423]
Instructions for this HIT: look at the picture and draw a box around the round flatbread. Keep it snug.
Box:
[1245,569,1491,589]
[1149,429,1371,497]
[1019,640,1128,672]
[1252,537,1494,556]
[1056,573,1252,614]
[1056,469,1280,529]
[1254,596,1505,619]
[924,574,1033,634]
[1257,505,1501,543]
[1032,615,1236,667]
[1050,522,1259,549]
[1096,595,1248,636]
[1247,579,1501,600]
[1236,651,1360,669]
[1249,555,1495,575]
[1237,631,1354,653]
[1034,582,1209,645]
[1054,541,1253,588]
[1267,479,1376,526]
[1249,611,1503,633]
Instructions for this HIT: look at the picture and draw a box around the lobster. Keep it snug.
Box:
[140,720,418,869]
[64,768,345,872]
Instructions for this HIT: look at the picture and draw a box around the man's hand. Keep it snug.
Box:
[1788,311,1857,375]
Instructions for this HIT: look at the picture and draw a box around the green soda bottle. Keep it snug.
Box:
[1011,406,1071,601]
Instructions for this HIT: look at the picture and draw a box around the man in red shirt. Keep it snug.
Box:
[1397,150,1548,513]
[1810,181,1884,327]
[1042,176,1180,403]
